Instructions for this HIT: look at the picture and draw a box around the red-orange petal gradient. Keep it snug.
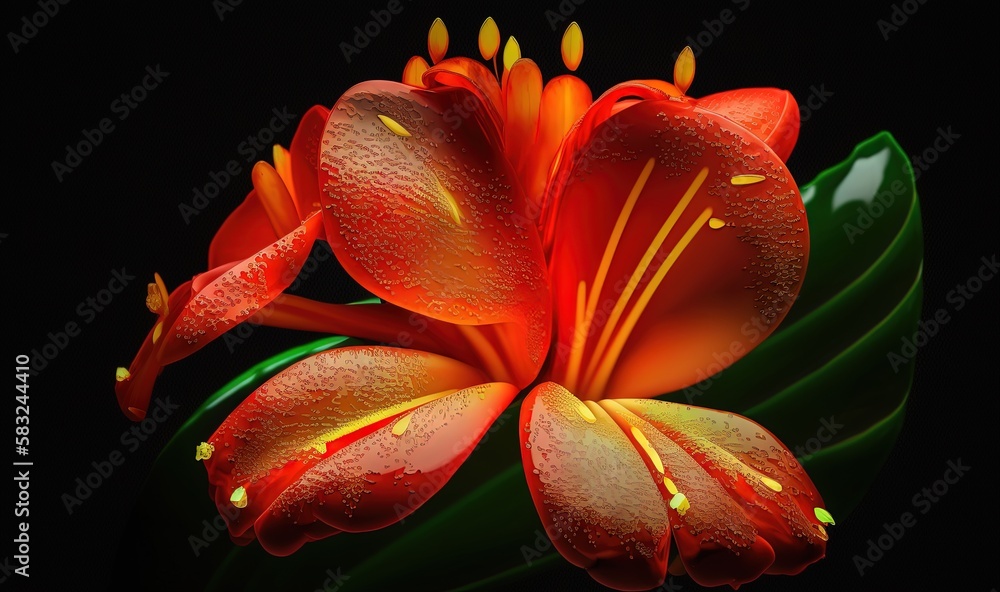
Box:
[519,383,827,590]
[696,88,801,162]
[544,85,808,400]
[202,346,518,556]
[318,80,551,386]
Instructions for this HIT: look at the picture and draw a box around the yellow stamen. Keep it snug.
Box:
[590,206,714,395]
[561,22,583,71]
[377,114,412,137]
[434,176,463,225]
[272,145,297,207]
[673,46,696,95]
[252,161,301,237]
[152,321,163,345]
[669,492,690,515]
[307,388,460,454]
[731,174,766,185]
[391,413,412,437]
[230,486,248,508]
[761,476,783,492]
[503,36,521,71]
[563,281,587,392]
[566,158,655,391]
[479,17,500,61]
[428,18,448,64]
[457,325,512,384]
[664,476,679,495]
[630,425,665,474]
[814,507,836,525]
[145,273,169,316]
[195,442,215,461]
[709,217,726,229]
[115,367,131,382]
[583,167,709,392]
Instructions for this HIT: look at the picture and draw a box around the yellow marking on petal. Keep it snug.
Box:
[567,158,655,392]
[428,18,448,64]
[590,205,714,395]
[673,46,696,95]
[583,167,709,392]
[664,477,679,495]
[709,217,726,229]
[814,507,836,525]
[561,22,583,71]
[377,114,411,137]
[252,161,301,237]
[391,414,412,437]
[761,476,783,492]
[503,36,521,71]
[669,492,690,515]
[433,176,463,226]
[307,388,461,454]
[272,145,297,204]
[115,367,131,382]
[152,321,163,345]
[195,442,215,461]
[630,425,665,474]
[145,273,169,316]
[230,486,248,508]
[575,399,597,423]
[731,174,766,186]
[479,17,500,61]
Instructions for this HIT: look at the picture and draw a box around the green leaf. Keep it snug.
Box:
[114,132,922,590]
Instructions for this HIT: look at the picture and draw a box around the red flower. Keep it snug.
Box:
[124,18,833,589]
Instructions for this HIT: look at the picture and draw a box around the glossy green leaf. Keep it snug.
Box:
[114,132,922,590]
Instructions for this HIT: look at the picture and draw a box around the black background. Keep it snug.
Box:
[5,1,998,590]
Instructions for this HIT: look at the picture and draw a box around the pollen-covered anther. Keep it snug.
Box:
[377,114,412,137]
[231,486,248,508]
[669,492,690,516]
[673,46,696,95]
[428,18,448,64]
[479,17,500,61]
[503,36,521,71]
[115,367,131,382]
[561,22,583,71]
[195,441,215,461]
[145,273,169,316]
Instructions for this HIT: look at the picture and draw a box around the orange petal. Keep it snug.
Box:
[208,189,280,270]
[520,383,671,590]
[158,212,324,366]
[319,81,551,385]
[502,58,543,185]
[403,55,430,88]
[422,57,504,134]
[544,90,807,400]
[202,346,517,555]
[288,104,330,215]
[697,88,801,161]
[611,399,828,583]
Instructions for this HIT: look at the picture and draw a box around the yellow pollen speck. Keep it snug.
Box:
[761,476,783,492]
[673,46,696,95]
[479,17,500,61]
[576,401,597,423]
[731,174,766,185]
[503,36,521,71]
[669,492,690,515]
[663,477,679,495]
[709,217,726,229]
[145,273,169,316]
[428,18,449,64]
[391,414,412,437]
[814,507,836,525]
[629,425,665,474]
[561,22,583,71]
[195,442,215,461]
[115,367,131,382]
[231,486,248,508]
[377,114,411,137]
